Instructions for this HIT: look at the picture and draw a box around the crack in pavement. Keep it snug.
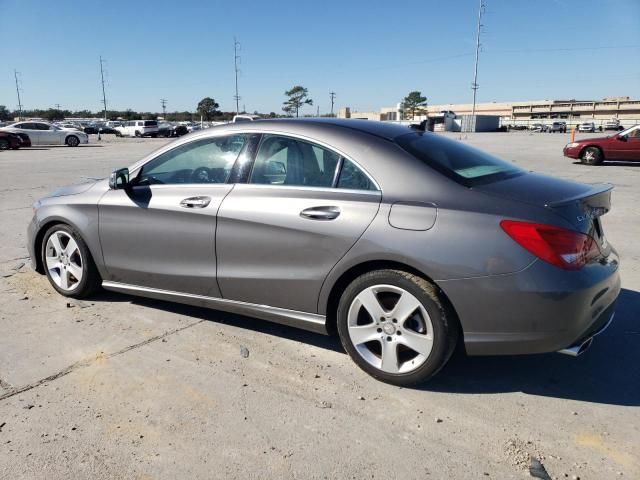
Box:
[0,319,205,402]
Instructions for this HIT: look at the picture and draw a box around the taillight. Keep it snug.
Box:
[500,220,600,270]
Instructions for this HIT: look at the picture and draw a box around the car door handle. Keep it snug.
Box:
[180,196,211,208]
[300,206,341,220]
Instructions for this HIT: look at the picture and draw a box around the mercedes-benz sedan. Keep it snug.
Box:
[27,119,620,385]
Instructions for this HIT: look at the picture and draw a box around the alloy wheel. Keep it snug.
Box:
[347,284,434,374]
[45,230,83,291]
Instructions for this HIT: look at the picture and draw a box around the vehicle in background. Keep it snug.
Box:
[232,114,260,123]
[0,131,23,150]
[55,122,84,131]
[604,119,624,131]
[104,121,123,128]
[115,120,159,138]
[157,122,188,138]
[186,123,202,133]
[531,123,548,132]
[578,122,596,133]
[28,118,620,386]
[84,123,120,135]
[549,121,567,133]
[508,124,528,131]
[564,124,640,164]
[0,121,88,146]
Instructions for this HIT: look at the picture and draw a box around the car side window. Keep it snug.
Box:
[337,159,377,191]
[137,135,248,185]
[36,123,51,130]
[249,135,340,187]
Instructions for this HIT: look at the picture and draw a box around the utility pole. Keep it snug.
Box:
[234,38,241,115]
[329,91,336,116]
[316,105,320,117]
[14,70,23,120]
[99,56,108,120]
[470,0,486,130]
[55,103,61,110]
[160,98,167,119]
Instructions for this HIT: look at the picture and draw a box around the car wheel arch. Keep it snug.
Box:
[322,259,462,339]
[579,144,603,159]
[33,219,98,275]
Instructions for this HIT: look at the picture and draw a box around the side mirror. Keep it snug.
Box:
[109,168,130,189]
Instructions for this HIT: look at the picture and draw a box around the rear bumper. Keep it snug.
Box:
[27,215,39,270]
[439,252,621,356]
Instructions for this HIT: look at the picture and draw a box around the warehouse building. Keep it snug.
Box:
[338,96,640,126]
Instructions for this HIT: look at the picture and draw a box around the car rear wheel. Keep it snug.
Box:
[337,270,458,386]
[66,135,80,147]
[135,131,141,137]
[0,138,9,150]
[580,147,603,165]
[41,224,101,298]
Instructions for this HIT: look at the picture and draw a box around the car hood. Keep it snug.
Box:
[574,136,610,143]
[48,180,97,198]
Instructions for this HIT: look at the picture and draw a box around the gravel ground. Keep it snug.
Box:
[0,131,638,479]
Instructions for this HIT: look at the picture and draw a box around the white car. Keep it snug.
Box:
[578,122,596,133]
[115,120,159,137]
[1,121,88,146]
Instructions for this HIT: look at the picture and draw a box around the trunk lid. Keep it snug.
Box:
[475,172,613,252]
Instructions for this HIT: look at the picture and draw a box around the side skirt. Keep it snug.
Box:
[102,281,328,334]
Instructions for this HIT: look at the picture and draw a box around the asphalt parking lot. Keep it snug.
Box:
[0,132,638,479]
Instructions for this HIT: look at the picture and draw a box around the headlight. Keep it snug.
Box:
[566,142,579,148]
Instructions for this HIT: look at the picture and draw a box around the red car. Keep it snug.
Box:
[564,124,640,165]
[0,131,23,150]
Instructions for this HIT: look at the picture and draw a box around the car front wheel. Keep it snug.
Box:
[580,146,603,165]
[66,135,80,147]
[41,224,101,298]
[337,270,458,386]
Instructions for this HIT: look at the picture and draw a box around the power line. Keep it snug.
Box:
[234,37,241,115]
[99,56,108,120]
[329,91,336,116]
[161,98,167,118]
[471,0,486,126]
[14,70,23,120]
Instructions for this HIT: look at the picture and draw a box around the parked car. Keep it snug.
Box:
[549,121,567,133]
[578,122,596,133]
[55,122,84,131]
[0,121,88,146]
[84,123,119,135]
[508,124,528,131]
[115,120,159,137]
[530,123,548,132]
[28,119,620,386]
[186,123,202,133]
[157,122,188,138]
[233,114,260,123]
[604,119,624,131]
[564,124,640,164]
[0,131,23,150]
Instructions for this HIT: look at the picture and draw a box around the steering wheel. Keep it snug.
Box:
[191,167,212,183]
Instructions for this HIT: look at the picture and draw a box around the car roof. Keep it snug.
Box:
[230,118,413,141]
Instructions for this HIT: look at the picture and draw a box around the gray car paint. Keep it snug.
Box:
[27,118,620,356]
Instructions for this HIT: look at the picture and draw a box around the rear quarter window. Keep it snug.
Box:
[396,132,524,186]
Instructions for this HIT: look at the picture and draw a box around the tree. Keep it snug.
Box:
[402,91,428,120]
[0,105,10,121]
[283,86,313,117]
[42,109,65,121]
[196,97,220,121]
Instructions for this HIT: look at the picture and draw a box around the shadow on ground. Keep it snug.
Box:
[92,287,639,406]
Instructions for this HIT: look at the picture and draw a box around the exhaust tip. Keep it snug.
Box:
[558,337,593,357]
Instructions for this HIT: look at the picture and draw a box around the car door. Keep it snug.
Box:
[216,134,382,313]
[621,126,640,161]
[98,134,251,297]
[35,123,59,144]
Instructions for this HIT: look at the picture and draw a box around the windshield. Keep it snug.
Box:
[396,132,525,186]
[619,125,639,137]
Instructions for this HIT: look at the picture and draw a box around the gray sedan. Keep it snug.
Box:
[27,119,620,385]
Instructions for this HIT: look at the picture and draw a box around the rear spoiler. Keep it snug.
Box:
[545,183,613,208]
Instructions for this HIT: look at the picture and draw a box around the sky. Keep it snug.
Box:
[1,0,639,115]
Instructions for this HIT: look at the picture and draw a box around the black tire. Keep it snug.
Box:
[0,138,10,150]
[135,131,141,137]
[580,146,603,165]
[41,224,101,299]
[151,133,158,138]
[337,269,458,386]
[66,135,80,147]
